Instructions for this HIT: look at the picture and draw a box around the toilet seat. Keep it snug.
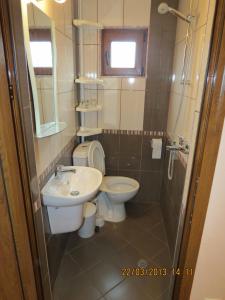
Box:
[88,141,105,175]
[100,176,140,203]
[101,176,139,194]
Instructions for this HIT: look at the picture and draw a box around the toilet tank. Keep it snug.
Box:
[73,142,90,166]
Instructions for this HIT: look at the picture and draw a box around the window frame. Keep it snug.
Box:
[101,29,148,77]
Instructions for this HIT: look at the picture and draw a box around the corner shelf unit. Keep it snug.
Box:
[77,127,103,137]
[73,18,104,139]
[75,77,104,85]
[73,19,104,29]
[76,104,102,112]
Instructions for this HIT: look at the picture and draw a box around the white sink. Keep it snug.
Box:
[42,166,102,207]
[41,166,102,234]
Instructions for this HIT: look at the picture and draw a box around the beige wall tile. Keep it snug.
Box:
[64,0,73,39]
[99,77,122,90]
[79,0,98,44]
[180,111,200,204]
[41,89,54,123]
[168,94,196,145]
[33,4,51,27]
[58,91,76,144]
[195,0,216,112]
[175,0,190,44]
[171,40,186,95]
[36,77,42,89]
[124,0,151,27]
[51,1,65,34]
[82,29,98,45]
[41,76,53,89]
[178,97,196,144]
[98,0,123,26]
[34,1,54,21]
[83,45,98,78]
[167,91,182,141]
[195,0,210,29]
[83,112,98,128]
[83,89,98,101]
[98,90,121,129]
[56,31,74,93]
[37,89,44,124]
[184,25,206,100]
[122,77,146,90]
[120,91,145,130]
[80,0,98,21]
[27,4,35,27]
[175,0,198,43]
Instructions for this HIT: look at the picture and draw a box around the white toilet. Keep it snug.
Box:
[73,141,140,222]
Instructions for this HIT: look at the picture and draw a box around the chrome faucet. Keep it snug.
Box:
[166,137,189,154]
[55,165,76,177]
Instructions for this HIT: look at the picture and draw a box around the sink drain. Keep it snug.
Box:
[70,191,80,196]
[137,259,148,268]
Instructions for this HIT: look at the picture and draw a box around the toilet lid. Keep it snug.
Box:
[88,141,105,175]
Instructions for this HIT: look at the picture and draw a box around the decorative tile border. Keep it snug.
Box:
[38,137,76,188]
[102,129,165,137]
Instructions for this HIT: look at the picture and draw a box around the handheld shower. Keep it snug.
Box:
[158,2,194,23]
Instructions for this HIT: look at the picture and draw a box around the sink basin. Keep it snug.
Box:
[42,166,102,207]
[41,166,102,234]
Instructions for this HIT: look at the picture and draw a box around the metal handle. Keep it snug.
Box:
[105,51,110,66]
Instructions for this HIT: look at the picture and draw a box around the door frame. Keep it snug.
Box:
[0,0,44,299]
[0,2,40,300]
[173,0,225,298]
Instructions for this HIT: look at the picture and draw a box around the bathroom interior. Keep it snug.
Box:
[8,0,216,299]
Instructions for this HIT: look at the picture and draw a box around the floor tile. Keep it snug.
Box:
[70,240,109,271]
[104,279,151,300]
[130,275,170,299]
[86,260,124,295]
[55,272,102,300]
[150,222,169,245]
[152,246,172,268]
[125,202,152,218]
[94,230,128,255]
[109,218,143,243]
[132,212,162,233]
[109,244,150,270]
[66,231,95,253]
[128,230,166,261]
[156,288,171,300]
[57,254,83,281]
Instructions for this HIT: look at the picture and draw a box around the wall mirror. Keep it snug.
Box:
[22,3,67,138]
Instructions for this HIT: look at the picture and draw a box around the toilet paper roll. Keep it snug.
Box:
[151,138,162,159]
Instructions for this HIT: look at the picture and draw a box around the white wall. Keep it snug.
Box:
[78,0,151,131]
[167,0,215,147]
[190,119,225,300]
[167,0,216,213]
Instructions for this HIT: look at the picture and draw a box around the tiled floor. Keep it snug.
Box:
[53,202,172,300]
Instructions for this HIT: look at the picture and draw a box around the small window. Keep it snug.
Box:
[29,29,53,75]
[101,29,147,77]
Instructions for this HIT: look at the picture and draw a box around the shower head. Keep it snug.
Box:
[158,2,170,14]
[158,2,193,23]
